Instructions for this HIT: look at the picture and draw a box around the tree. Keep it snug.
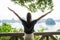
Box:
[11,0,53,12]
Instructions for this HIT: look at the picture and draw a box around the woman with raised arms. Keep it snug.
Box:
[8,7,53,40]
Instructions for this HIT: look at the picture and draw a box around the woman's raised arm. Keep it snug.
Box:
[36,9,53,21]
[8,7,22,20]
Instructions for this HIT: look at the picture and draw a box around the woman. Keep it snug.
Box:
[8,7,53,40]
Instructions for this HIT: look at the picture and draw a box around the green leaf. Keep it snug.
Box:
[11,0,53,12]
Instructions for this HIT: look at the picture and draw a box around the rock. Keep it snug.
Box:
[45,18,56,26]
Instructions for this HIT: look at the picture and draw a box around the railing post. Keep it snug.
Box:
[19,36,24,40]
[39,35,45,40]
[46,36,49,40]
[50,35,57,40]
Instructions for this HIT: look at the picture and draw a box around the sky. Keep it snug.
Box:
[0,0,60,31]
[0,0,60,20]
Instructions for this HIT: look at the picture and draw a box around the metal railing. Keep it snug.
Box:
[0,32,60,40]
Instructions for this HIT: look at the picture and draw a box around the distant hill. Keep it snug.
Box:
[0,18,60,24]
[45,18,56,25]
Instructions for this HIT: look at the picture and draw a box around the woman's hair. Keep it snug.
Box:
[27,12,31,22]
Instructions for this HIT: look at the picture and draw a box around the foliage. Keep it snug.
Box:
[0,23,60,40]
[57,29,60,32]
[0,23,23,40]
[0,23,12,32]
[19,28,23,32]
[0,36,10,40]
[34,27,45,40]
[11,0,53,12]
[34,35,40,40]
[38,27,45,32]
